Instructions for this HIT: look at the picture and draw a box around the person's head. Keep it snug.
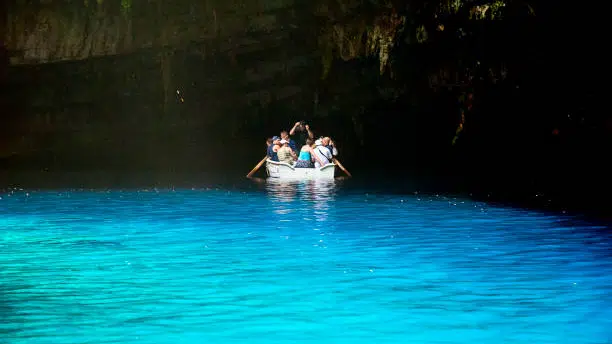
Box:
[272,136,281,145]
[305,138,313,147]
[280,131,289,140]
[322,137,331,146]
[266,138,273,147]
[297,121,306,131]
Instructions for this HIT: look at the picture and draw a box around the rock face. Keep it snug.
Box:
[1,0,324,167]
[4,0,303,65]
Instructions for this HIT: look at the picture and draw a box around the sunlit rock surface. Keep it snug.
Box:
[4,0,299,65]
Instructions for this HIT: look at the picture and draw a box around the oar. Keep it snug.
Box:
[332,158,352,178]
[246,156,268,178]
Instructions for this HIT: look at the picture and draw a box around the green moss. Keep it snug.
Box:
[468,0,506,20]
[317,3,405,76]
[527,4,536,16]
[439,0,463,15]
[416,24,427,43]
[120,0,131,15]
[488,0,506,19]
[451,0,462,13]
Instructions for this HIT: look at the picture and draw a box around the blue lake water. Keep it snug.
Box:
[1,179,611,343]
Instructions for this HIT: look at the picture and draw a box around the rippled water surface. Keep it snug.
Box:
[1,180,611,343]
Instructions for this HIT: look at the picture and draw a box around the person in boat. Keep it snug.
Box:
[313,138,333,168]
[312,136,339,168]
[277,139,297,165]
[266,136,281,161]
[294,138,324,168]
[289,121,314,150]
[279,130,298,153]
[322,136,338,157]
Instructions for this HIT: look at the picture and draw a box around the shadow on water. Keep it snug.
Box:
[0,166,609,222]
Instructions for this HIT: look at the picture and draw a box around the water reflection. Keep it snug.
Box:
[265,179,338,202]
[265,179,339,220]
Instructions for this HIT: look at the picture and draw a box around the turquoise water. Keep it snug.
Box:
[1,180,611,343]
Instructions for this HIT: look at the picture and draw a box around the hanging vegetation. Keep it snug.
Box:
[317,3,406,78]
[120,0,131,16]
[317,0,534,77]
[316,0,535,144]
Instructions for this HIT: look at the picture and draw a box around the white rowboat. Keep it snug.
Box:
[265,159,336,180]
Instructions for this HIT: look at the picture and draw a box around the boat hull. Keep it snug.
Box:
[265,160,336,180]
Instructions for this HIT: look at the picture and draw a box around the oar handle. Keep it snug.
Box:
[247,156,268,178]
[332,158,352,178]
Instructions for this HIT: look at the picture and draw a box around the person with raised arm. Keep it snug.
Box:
[289,121,314,150]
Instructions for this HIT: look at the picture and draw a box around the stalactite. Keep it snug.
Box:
[318,5,405,78]
[365,11,405,75]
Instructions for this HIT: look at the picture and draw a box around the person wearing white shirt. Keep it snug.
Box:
[313,137,337,168]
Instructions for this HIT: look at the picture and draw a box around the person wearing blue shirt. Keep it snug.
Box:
[280,130,298,153]
[266,136,280,161]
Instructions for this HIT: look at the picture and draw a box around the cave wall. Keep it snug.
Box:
[4,0,303,65]
[1,0,322,171]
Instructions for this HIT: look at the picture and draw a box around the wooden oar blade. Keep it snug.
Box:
[247,156,268,178]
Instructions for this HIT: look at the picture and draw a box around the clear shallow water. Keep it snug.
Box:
[1,180,611,344]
